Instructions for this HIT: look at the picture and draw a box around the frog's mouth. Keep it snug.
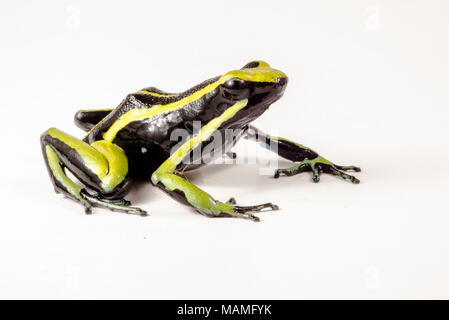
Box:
[248,92,270,106]
[220,78,288,125]
[249,78,287,107]
[248,87,285,110]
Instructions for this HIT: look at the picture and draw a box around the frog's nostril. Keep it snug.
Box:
[276,77,287,86]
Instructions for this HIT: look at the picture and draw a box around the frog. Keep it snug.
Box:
[40,60,361,222]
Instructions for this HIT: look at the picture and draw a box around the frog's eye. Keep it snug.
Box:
[223,78,247,90]
[242,61,260,69]
[241,61,270,69]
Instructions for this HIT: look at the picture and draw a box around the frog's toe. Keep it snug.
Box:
[322,165,360,184]
[274,162,321,182]
[234,202,279,213]
[84,205,93,215]
[100,197,132,206]
[311,164,321,183]
[126,207,148,216]
[237,213,261,222]
[217,201,279,222]
[334,165,361,172]
[81,191,148,216]
[274,163,310,179]
[109,204,148,216]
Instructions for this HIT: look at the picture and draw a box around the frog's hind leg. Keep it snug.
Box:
[40,127,147,215]
[74,109,113,131]
[246,125,361,183]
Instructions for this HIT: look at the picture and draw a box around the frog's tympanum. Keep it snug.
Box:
[41,61,361,221]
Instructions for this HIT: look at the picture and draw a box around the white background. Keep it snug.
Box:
[0,0,448,299]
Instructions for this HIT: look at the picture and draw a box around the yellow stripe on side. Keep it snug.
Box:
[103,80,223,142]
[103,65,285,143]
[138,90,176,97]
[150,99,249,214]
[152,99,248,181]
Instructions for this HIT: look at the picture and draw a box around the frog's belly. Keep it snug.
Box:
[116,140,169,180]
[116,126,247,176]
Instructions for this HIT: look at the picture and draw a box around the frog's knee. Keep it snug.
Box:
[41,127,57,138]
[40,127,62,147]
[97,177,133,200]
[150,171,160,185]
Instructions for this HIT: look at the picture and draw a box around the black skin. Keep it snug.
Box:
[42,61,360,218]
[73,63,288,200]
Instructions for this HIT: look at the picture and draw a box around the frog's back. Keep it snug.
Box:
[84,77,219,146]
[82,77,222,177]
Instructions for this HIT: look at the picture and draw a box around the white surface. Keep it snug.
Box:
[0,0,448,299]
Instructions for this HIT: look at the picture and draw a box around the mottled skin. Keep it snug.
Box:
[41,61,360,221]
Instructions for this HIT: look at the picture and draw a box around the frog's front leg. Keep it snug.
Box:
[246,125,361,183]
[152,171,277,222]
[151,99,278,222]
[40,127,147,215]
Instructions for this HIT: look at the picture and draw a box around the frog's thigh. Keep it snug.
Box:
[40,128,129,198]
[151,169,276,221]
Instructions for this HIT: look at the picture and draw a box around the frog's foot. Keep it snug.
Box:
[274,156,361,184]
[80,190,148,216]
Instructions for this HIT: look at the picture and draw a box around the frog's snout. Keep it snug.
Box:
[276,77,288,86]
[274,76,288,94]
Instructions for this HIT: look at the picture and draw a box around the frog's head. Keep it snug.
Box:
[215,60,288,126]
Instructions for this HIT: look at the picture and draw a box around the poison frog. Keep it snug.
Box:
[40,61,360,221]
